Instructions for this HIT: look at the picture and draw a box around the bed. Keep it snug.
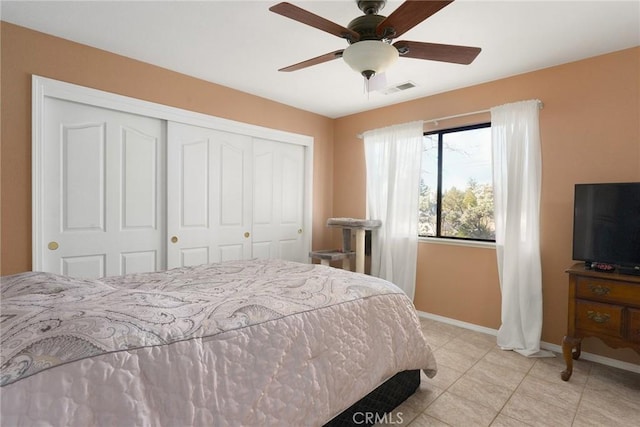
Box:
[1,258,437,426]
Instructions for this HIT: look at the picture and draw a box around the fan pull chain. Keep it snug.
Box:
[364,76,370,99]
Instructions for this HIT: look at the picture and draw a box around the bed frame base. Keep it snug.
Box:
[323,369,420,427]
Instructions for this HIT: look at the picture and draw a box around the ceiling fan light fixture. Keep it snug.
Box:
[342,40,399,80]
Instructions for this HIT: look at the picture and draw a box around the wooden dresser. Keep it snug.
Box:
[562,264,640,381]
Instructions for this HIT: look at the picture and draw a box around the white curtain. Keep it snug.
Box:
[364,121,424,300]
[491,99,551,357]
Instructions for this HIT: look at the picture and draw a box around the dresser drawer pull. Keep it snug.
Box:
[589,285,611,296]
[586,311,611,323]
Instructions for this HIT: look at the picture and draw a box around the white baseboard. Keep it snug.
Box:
[416,310,640,374]
[538,341,640,374]
[417,310,498,336]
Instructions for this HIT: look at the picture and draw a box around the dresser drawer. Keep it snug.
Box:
[629,308,640,344]
[576,277,640,306]
[576,300,624,338]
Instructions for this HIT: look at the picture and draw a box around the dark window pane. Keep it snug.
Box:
[419,124,495,241]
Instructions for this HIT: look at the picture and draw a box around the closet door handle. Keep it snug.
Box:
[48,241,59,250]
[171,236,178,243]
[244,232,250,238]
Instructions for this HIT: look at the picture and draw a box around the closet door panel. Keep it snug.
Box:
[121,251,157,275]
[220,144,245,225]
[122,127,158,229]
[252,242,273,260]
[279,141,305,250]
[41,98,165,278]
[252,139,306,263]
[217,141,252,250]
[62,255,105,278]
[167,125,214,267]
[181,139,210,227]
[62,123,105,231]
[181,247,209,267]
[167,122,252,268]
[253,151,274,225]
[219,244,245,262]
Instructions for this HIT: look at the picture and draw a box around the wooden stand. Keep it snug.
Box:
[561,264,640,381]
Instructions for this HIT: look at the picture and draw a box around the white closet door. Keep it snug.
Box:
[167,122,252,268]
[252,138,306,263]
[41,98,165,278]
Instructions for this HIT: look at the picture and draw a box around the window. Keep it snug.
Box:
[419,123,495,241]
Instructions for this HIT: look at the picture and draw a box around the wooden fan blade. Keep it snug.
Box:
[377,1,454,39]
[278,50,344,72]
[393,40,481,65]
[270,2,359,42]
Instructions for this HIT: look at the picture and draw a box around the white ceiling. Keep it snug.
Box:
[2,0,639,118]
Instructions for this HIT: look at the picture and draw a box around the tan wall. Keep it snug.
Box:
[0,22,335,275]
[334,47,640,364]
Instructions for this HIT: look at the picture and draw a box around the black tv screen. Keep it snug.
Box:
[573,182,640,269]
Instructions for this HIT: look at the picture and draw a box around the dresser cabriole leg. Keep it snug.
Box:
[572,339,581,360]
[561,335,581,381]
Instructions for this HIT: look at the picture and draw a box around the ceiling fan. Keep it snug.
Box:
[269,0,481,80]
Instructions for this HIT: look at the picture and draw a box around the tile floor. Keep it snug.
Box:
[378,317,640,426]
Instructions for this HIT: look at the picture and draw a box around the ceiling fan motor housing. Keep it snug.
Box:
[348,14,388,42]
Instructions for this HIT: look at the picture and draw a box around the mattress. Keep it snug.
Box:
[1,258,437,426]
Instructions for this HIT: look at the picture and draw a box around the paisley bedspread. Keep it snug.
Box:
[1,258,436,426]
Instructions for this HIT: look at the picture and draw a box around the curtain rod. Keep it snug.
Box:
[356,100,544,139]
[425,100,544,126]
[425,108,490,126]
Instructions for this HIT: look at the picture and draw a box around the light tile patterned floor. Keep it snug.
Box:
[377,317,640,427]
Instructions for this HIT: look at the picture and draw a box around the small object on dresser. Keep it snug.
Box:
[593,263,615,273]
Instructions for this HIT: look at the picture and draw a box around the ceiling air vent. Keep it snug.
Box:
[380,81,417,95]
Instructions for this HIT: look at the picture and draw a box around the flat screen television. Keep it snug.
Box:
[572,182,640,275]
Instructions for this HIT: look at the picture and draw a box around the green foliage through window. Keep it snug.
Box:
[419,123,495,241]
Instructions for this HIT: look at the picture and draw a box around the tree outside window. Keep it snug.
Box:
[419,123,495,241]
